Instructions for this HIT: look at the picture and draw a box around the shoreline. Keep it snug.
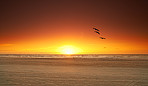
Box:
[0,57,148,68]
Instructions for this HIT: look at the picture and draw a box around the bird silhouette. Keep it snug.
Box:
[93,27,106,39]
[94,31,100,35]
[100,37,106,39]
[93,28,100,31]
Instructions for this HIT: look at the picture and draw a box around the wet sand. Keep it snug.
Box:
[0,57,148,86]
[0,57,148,67]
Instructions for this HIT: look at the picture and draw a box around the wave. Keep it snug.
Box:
[0,54,148,59]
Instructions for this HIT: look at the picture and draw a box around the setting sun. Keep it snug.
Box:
[62,48,74,54]
[58,45,82,54]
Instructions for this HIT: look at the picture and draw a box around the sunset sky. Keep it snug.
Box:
[0,0,148,54]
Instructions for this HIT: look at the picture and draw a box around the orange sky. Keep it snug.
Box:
[0,0,148,54]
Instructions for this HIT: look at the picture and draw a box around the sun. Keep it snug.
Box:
[58,45,82,54]
[62,48,74,54]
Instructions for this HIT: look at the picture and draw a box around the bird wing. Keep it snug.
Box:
[100,37,106,39]
[93,28,100,31]
[96,29,100,31]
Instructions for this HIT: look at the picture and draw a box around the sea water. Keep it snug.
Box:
[0,54,148,86]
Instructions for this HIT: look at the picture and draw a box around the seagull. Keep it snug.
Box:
[100,37,106,39]
[93,28,100,31]
[94,31,100,35]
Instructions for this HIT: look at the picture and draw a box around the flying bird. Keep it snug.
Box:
[92,27,106,39]
[93,28,100,31]
[94,31,100,35]
[100,37,106,39]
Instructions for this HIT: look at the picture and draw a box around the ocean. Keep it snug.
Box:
[0,54,148,86]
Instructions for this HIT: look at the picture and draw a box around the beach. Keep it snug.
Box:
[1,0,148,86]
[0,54,148,86]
